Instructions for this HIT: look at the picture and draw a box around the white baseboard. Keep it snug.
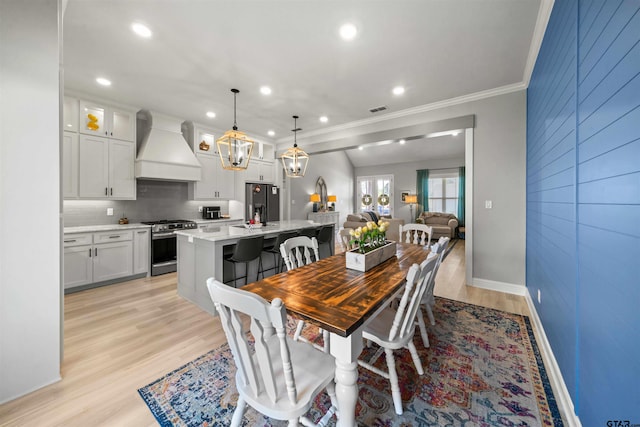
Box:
[472,278,527,296]
[525,290,582,427]
[0,375,61,405]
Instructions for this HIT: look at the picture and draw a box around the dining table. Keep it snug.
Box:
[243,242,431,427]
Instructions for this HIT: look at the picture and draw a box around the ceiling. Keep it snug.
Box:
[345,133,466,168]
[63,0,544,166]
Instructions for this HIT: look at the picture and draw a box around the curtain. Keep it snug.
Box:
[457,166,465,226]
[416,169,429,218]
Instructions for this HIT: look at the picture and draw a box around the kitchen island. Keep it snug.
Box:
[175,220,332,315]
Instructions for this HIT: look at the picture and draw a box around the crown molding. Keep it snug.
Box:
[276,82,527,147]
[523,0,555,87]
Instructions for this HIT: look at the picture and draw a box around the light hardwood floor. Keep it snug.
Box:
[0,239,534,426]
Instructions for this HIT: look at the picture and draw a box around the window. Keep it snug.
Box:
[357,175,394,216]
[428,170,458,214]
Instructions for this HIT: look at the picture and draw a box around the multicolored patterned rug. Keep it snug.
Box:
[138,298,563,426]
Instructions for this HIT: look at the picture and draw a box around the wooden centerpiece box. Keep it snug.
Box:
[345,240,397,272]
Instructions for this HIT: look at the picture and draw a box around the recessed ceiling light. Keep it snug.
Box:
[66,124,73,128]
[131,22,152,38]
[319,116,328,123]
[267,130,275,137]
[339,23,358,41]
[399,139,406,144]
[358,146,364,151]
[206,111,216,118]
[96,77,111,86]
[392,86,405,96]
[260,86,272,95]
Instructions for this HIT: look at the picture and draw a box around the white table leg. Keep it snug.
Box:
[330,329,363,427]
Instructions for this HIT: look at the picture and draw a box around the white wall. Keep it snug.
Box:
[288,90,527,288]
[355,157,464,225]
[286,151,354,226]
[0,0,61,402]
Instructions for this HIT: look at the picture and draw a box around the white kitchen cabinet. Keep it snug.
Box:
[79,99,136,142]
[63,236,93,289]
[133,229,150,275]
[257,142,274,161]
[63,96,79,132]
[188,153,235,200]
[63,230,137,290]
[92,241,133,282]
[108,140,136,199]
[63,233,93,289]
[79,135,108,197]
[79,135,135,199]
[217,161,236,198]
[194,128,218,156]
[244,159,274,183]
[190,154,216,199]
[63,131,79,198]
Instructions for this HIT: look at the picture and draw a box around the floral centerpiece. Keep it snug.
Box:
[349,220,390,253]
[346,220,397,272]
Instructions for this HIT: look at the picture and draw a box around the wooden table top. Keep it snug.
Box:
[243,243,431,337]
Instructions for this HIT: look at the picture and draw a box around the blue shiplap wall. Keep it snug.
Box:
[527,0,578,406]
[528,0,640,423]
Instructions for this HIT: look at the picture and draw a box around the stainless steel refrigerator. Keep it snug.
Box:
[245,183,280,224]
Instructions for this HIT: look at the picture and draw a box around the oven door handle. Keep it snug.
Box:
[152,232,176,239]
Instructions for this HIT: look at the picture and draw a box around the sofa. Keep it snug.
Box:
[343,212,404,243]
[416,212,459,239]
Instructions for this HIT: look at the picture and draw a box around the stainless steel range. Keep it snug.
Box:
[141,219,197,276]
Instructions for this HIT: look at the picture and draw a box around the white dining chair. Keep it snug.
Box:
[339,228,354,252]
[280,236,320,271]
[399,223,433,246]
[414,237,451,348]
[425,237,450,324]
[357,256,438,415]
[206,278,338,427]
[280,236,329,353]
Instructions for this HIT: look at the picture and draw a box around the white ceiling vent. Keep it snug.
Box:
[369,105,388,113]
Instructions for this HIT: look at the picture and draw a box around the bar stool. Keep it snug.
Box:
[316,225,334,259]
[262,231,298,274]
[299,227,319,238]
[224,235,265,288]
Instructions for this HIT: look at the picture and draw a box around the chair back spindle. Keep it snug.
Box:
[280,236,319,271]
[399,223,433,247]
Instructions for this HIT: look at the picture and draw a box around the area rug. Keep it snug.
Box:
[138,298,563,426]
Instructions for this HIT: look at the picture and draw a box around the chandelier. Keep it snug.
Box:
[280,115,309,178]
[216,89,254,170]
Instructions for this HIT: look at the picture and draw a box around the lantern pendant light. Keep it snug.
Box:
[216,89,255,171]
[280,115,309,178]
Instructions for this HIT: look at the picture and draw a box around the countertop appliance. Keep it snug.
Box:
[141,219,197,276]
[245,183,279,224]
[202,206,221,220]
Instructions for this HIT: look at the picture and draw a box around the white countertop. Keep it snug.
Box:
[175,220,322,243]
[194,218,242,224]
[64,223,152,234]
[63,218,243,234]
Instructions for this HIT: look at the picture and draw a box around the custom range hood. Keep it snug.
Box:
[135,110,201,181]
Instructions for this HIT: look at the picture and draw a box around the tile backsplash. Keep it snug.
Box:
[63,180,231,226]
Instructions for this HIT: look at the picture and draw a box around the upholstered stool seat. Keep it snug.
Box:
[224,235,265,288]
